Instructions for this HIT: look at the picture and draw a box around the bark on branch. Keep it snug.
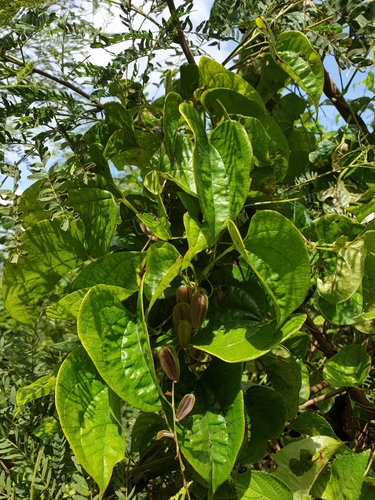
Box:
[323,68,369,134]
[166,0,196,65]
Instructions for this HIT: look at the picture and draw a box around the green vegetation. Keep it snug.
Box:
[2,0,375,498]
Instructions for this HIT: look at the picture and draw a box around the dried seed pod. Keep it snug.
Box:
[177,320,192,350]
[156,430,175,440]
[159,345,180,383]
[172,302,192,332]
[176,285,192,304]
[176,393,196,422]
[191,288,209,331]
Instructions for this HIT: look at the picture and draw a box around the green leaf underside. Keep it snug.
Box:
[2,217,88,325]
[292,412,337,440]
[192,314,306,363]
[260,345,302,420]
[229,211,310,325]
[77,285,161,412]
[273,436,343,500]
[317,239,366,304]
[234,470,293,500]
[276,31,324,110]
[180,103,252,243]
[72,251,145,292]
[55,346,125,497]
[323,345,371,388]
[177,358,244,495]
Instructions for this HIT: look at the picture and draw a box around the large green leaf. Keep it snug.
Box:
[323,345,371,388]
[72,251,145,292]
[47,286,129,320]
[260,345,302,420]
[2,217,88,325]
[180,104,252,243]
[317,239,366,304]
[192,314,306,363]
[312,450,369,500]
[176,358,244,495]
[242,386,287,463]
[198,56,265,108]
[55,346,125,498]
[275,31,324,110]
[228,212,310,326]
[234,470,293,500]
[77,285,161,412]
[273,436,343,500]
[19,181,118,257]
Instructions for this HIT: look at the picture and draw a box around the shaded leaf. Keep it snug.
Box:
[234,470,293,500]
[323,345,371,388]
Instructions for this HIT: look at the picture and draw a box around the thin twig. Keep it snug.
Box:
[166,0,196,65]
[310,380,330,395]
[299,387,345,410]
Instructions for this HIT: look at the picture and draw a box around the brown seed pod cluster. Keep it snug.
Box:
[173,285,209,349]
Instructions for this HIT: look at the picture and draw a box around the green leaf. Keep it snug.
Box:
[317,239,366,304]
[16,372,56,411]
[200,90,289,163]
[55,346,125,498]
[260,345,302,420]
[2,217,88,325]
[273,436,343,499]
[131,412,165,456]
[180,63,200,98]
[77,285,161,412]
[323,345,371,388]
[180,104,252,243]
[137,213,171,241]
[192,314,306,363]
[228,211,310,326]
[19,182,118,257]
[242,386,287,463]
[198,56,265,109]
[47,286,130,320]
[144,241,183,302]
[183,213,210,257]
[32,416,61,443]
[292,412,337,439]
[312,450,369,500]
[72,251,145,292]
[275,31,324,110]
[176,358,244,495]
[303,215,363,244]
[234,470,293,500]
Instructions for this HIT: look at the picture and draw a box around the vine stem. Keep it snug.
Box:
[171,382,192,500]
[299,387,345,410]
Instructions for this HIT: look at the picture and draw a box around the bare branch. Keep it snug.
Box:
[166,0,196,65]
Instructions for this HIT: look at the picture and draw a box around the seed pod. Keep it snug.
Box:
[191,288,209,331]
[172,302,192,332]
[177,320,192,350]
[156,430,175,440]
[176,285,192,304]
[176,393,196,422]
[159,345,180,383]
[138,220,160,241]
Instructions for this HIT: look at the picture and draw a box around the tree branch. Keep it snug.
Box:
[323,67,369,134]
[299,387,345,410]
[166,0,196,65]
[1,53,104,111]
